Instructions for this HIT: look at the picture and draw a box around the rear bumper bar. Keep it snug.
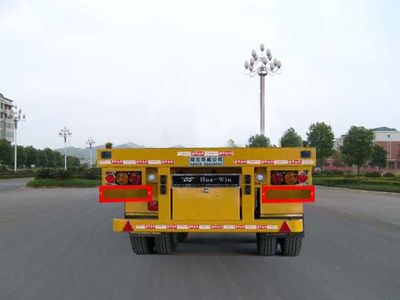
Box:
[113,218,304,233]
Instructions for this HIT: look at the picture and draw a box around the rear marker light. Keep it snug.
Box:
[106,173,116,184]
[116,172,129,185]
[284,171,298,185]
[298,172,308,184]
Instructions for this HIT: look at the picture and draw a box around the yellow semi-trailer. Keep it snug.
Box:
[98,147,316,256]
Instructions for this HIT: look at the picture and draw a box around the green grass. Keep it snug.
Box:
[27,178,101,188]
[314,176,400,193]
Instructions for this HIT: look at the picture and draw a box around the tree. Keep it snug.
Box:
[226,139,237,147]
[369,144,387,170]
[307,122,334,168]
[0,139,12,166]
[15,146,27,168]
[67,156,80,168]
[37,150,48,167]
[44,148,56,168]
[341,126,374,179]
[25,146,39,167]
[247,134,271,148]
[54,151,64,168]
[280,128,303,147]
[331,150,345,167]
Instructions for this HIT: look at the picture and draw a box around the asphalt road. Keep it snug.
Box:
[0,180,399,300]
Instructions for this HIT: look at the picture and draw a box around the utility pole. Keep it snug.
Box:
[8,106,25,173]
[59,127,72,170]
[244,44,281,136]
[86,137,95,168]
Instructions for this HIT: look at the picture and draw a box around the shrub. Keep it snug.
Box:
[383,172,395,177]
[36,168,56,179]
[316,170,344,177]
[54,169,72,180]
[82,168,101,180]
[344,173,355,178]
[364,171,381,178]
[0,165,9,171]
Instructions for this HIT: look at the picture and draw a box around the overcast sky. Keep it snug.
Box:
[1,0,399,149]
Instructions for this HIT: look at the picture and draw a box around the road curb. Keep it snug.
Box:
[316,185,400,197]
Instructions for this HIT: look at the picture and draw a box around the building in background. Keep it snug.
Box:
[372,127,400,171]
[326,126,400,173]
[0,93,14,142]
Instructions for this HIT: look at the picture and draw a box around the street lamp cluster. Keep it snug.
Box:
[58,126,72,171]
[244,44,282,136]
[8,106,26,172]
[86,137,95,168]
[57,128,96,170]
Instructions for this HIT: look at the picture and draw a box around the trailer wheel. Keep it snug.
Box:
[129,234,154,254]
[177,232,188,242]
[281,236,302,256]
[257,233,277,256]
[154,233,176,254]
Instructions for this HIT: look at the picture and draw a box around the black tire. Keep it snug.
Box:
[129,234,154,254]
[281,236,302,256]
[154,233,176,254]
[177,232,188,242]
[257,233,277,256]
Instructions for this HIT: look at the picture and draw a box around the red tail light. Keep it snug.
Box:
[298,172,308,183]
[130,172,142,185]
[147,200,158,211]
[105,173,116,184]
[271,171,284,185]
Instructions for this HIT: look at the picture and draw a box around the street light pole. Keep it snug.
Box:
[8,107,26,173]
[244,44,281,136]
[59,127,72,170]
[86,137,95,168]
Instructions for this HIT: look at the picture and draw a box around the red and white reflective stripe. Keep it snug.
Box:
[99,160,175,165]
[177,151,234,157]
[126,224,279,231]
[234,159,314,165]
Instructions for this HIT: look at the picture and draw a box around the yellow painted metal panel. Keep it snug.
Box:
[172,187,240,221]
[261,203,303,215]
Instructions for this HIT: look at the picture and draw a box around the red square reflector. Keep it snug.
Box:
[262,185,315,203]
[99,185,152,203]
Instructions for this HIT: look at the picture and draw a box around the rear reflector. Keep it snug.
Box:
[99,185,152,203]
[262,185,315,203]
[122,221,134,232]
[147,200,159,211]
[279,221,291,233]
